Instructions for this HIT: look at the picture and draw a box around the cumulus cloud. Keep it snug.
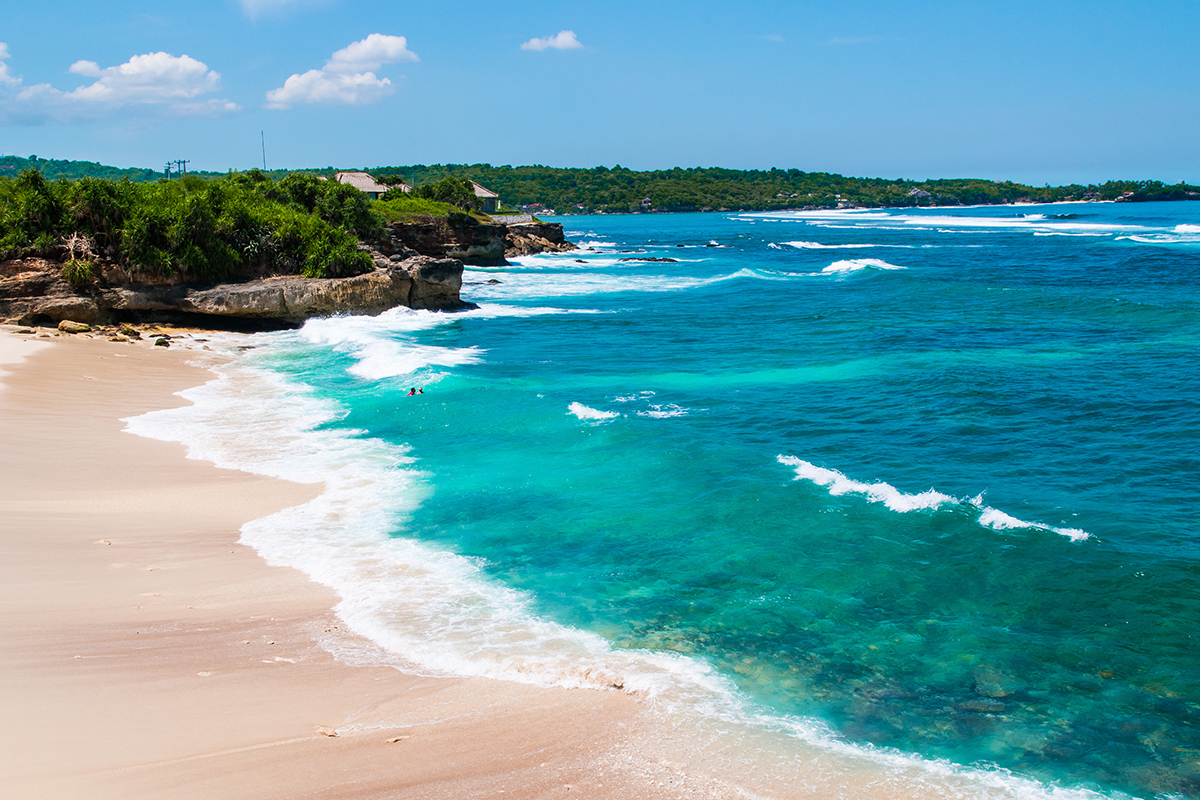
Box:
[265,33,418,109]
[0,42,21,86]
[0,50,239,123]
[60,52,222,103]
[520,30,583,51]
[68,60,101,77]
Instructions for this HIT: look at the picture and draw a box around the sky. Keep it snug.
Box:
[1,0,1197,185]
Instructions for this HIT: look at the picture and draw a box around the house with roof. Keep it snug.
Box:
[335,171,407,200]
[471,181,500,213]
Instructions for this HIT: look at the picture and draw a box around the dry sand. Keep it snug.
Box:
[0,329,721,800]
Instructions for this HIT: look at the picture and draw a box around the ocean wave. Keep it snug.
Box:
[568,401,620,421]
[777,456,1089,541]
[784,240,912,250]
[462,267,792,301]
[822,258,907,274]
[746,207,1145,236]
[1032,231,1113,237]
[636,403,689,419]
[1116,224,1200,245]
[299,305,603,380]
[300,308,482,381]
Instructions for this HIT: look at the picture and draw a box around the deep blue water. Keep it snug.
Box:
[155,203,1200,798]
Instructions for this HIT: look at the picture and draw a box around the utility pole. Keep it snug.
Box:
[164,162,172,180]
[261,131,267,171]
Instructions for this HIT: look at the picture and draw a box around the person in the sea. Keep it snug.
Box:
[418,387,424,394]
[407,388,416,396]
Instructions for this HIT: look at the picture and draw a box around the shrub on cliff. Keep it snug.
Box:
[412,176,482,212]
[0,170,373,281]
[373,194,454,222]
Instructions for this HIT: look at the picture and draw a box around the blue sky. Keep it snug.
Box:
[1,0,1197,184]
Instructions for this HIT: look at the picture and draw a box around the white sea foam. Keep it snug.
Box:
[778,456,1090,540]
[784,240,911,250]
[1117,223,1200,245]
[636,403,689,419]
[744,206,1146,236]
[299,305,600,380]
[462,268,782,301]
[822,258,907,274]
[568,401,620,421]
[782,458,953,512]
[300,308,482,381]
[1032,231,1113,237]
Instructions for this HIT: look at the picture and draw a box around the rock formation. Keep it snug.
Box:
[504,221,577,257]
[379,217,576,266]
[0,215,578,328]
[0,253,470,329]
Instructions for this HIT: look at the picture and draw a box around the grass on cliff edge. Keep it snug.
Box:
[373,195,493,224]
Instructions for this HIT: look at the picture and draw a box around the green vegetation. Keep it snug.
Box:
[373,194,454,223]
[0,155,163,183]
[7,154,1197,216]
[410,176,483,212]
[374,164,1200,213]
[0,169,379,281]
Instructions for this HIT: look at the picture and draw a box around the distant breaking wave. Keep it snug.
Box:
[821,258,906,274]
[777,456,1089,541]
[783,240,913,250]
[568,402,620,421]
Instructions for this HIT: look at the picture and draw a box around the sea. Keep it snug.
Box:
[126,202,1200,799]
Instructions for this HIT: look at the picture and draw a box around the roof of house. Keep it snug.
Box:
[335,171,390,194]
[471,180,499,199]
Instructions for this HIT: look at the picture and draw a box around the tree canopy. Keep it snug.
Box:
[0,169,379,282]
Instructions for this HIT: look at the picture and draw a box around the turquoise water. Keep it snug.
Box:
[137,204,1200,798]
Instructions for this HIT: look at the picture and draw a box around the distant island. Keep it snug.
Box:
[3,155,1198,214]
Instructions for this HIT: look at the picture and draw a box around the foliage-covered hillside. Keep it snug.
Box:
[5,155,1197,215]
[0,169,380,282]
[373,164,1200,213]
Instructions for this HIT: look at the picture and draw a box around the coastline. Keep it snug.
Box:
[0,329,687,800]
[0,325,1111,800]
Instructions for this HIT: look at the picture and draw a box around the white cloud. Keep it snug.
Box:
[265,34,417,109]
[0,42,21,86]
[328,33,418,72]
[68,60,101,77]
[1,51,239,122]
[64,52,221,103]
[520,30,583,51]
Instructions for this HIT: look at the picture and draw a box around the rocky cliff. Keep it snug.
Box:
[0,252,469,329]
[380,217,575,266]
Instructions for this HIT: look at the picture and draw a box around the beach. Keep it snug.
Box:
[0,328,694,800]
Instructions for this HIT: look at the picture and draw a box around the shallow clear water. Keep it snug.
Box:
[132,203,1200,798]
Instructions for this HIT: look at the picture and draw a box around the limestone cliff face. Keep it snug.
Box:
[0,254,468,328]
[504,222,577,257]
[380,217,576,266]
[382,217,507,266]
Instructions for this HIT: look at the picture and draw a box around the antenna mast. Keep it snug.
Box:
[261,131,267,171]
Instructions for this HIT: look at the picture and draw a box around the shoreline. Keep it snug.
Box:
[0,327,1088,800]
[0,329,693,800]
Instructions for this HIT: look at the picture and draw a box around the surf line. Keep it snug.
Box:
[777,456,1089,541]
